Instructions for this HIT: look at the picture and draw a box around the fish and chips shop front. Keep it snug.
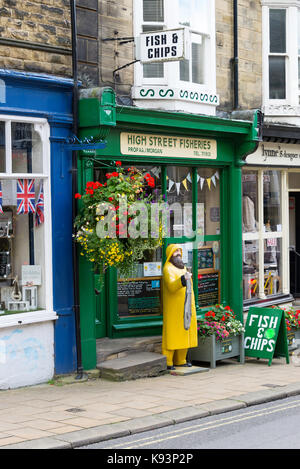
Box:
[77,90,261,369]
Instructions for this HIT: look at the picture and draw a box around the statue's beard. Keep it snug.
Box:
[170,255,185,269]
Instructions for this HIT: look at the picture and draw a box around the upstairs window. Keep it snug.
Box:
[263,3,300,108]
[142,0,165,79]
[134,0,214,91]
[269,9,286,99]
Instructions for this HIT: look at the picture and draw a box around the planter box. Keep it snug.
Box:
[190,333,245,369]
[287,328,300,351]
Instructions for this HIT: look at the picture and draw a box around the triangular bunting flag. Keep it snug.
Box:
[182,179,188,191]
[200,177,204,190]
[207,178,211,190]
[215,170,219,179]
[211,175,216,187]
[186,173,191,183]
[176,182,181,195]
[168,179,175,192]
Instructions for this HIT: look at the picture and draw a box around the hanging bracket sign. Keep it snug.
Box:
[244,307,289,366]
[136,28,188,63]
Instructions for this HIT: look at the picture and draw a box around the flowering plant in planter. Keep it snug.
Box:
[271,305,300,331]
[197,304,245,341]
[283,307,300,331]
[74,162,163,283]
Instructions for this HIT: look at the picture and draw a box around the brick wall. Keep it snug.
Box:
[0,0,72,77]
[216,0,262,112]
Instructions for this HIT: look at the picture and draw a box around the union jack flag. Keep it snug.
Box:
[17,179,35,214]
[0,182,3,214]
[35,182,44,226]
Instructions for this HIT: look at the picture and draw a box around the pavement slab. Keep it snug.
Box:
[0,357,300,449]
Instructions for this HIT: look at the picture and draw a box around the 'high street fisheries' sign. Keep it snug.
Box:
[244,307,289,366]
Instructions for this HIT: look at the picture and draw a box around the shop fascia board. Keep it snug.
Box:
[115,106,260,140]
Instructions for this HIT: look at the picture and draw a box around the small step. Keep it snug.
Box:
[97,352,167,381]
[96,336,162,363]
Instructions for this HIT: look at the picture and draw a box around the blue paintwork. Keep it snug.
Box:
[0,69,77,374]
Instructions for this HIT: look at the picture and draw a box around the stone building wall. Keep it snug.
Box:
[97,0,134,98]
[0,0,72,77]
[216,0,262,112]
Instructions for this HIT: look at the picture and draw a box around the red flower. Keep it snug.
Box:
[221,316,226,321]
[108,197,114,202]
[74,193,82,199]
[115,161,122,166]
[225,306,231,311]
[86,189,94,195]
[86,181,94,188]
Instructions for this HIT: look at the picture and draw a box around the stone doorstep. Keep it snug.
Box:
[96,336,162,363]
[97,351,167,381]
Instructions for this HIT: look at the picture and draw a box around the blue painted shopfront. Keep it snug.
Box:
[0,69,76,376]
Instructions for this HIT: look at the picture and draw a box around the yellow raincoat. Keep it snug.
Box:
[162,244,198,366]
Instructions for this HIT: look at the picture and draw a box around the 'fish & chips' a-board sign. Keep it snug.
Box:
[244,307,289,366]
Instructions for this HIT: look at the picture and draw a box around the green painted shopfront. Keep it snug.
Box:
[77,90,260,370]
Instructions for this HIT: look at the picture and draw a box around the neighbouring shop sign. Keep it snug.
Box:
[136,28,187,63]
[246,142,300,166]
[244,307,289,366]
[120,132,217,159]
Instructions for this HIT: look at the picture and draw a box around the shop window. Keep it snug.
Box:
[242,169,283,302]
[242,171,258,232]
[0,119,50,316]
[288,171,300,189]
[11,122,43,174]
[94,164,163,318]
[197,167,220,236]
[0,122,5,172]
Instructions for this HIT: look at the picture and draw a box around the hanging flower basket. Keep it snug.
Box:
[190,304,245,368]
[74,162,163,289]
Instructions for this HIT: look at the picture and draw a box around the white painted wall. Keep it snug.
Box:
[0,321,54,389]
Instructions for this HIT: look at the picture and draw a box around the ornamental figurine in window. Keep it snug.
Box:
[162,244,198,370]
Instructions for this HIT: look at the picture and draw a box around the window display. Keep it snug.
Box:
[0,118,49,316]
[0,180,45,313]
[242,169,283,301]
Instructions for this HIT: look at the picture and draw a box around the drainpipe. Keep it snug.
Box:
[233,0,239,109]
[70,0,84,379]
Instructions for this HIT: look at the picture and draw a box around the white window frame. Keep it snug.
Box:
[262,1,299,108]
[242,168,289,301]
[133,0,216,92]
[0,115,55,328]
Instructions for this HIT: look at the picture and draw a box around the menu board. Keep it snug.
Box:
[118,277,161,317]
[198,271,219,307]
[198,247,214,270]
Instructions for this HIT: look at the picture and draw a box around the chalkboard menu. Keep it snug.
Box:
[198,271,219,307]
[198,247,214,270]
[118,277,161,317]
